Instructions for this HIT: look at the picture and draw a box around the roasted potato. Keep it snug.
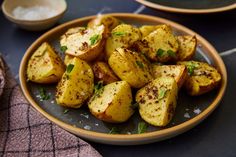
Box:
[92,61,119,84]
[178,61,221,96]
[64,54,74,65]
[88,15,121,36]
[88,81,134,123]
[139,25,162,38]
[135,24,179,63]
[27,42,65,83]
[108,48,153,88]
[56,57,94,108]
[105,24,141,58]
[152,65,187,89]
[177,35,197,61]
[136,77,178,126]
[60,25,106,61]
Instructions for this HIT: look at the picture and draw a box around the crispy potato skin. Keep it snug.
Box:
[152,65,187,89]
[108,48,153,88]
[92,61,119,84]
[135,24,179,63]
[60,25,106,61]
[27,42,65,83]
[177,35,197,61]
[136,77,178,126]
[105,24,141,58]
[88,81,134,123]
[178,61,222,96]
[56,58,94,108]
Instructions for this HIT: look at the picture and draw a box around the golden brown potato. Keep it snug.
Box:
[108,48,153,88]
[60,25,106,61]
[178,61,221,96]
[105,24,141,58]
[27,42,65,83]
[64,54,74,65]
[92,61,119,84]
[136,77,178,126]
[152,65,187,89]
[88,81,134,123]
[87,15,121,36]
[135,24,179,63]
[139,25,162,38]
[56,57,94,108]
[177,35,197,61]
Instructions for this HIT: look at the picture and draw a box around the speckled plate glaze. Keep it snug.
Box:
[136,0,236,14]
[19,13,227,145]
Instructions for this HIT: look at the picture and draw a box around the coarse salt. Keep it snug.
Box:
[193,108,201,114]
[84,125,91,130]
[184,113,191,118]
[12,6,57,20]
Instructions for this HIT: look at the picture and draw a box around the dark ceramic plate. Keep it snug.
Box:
[20,14,227,145]
[136,0,236,13]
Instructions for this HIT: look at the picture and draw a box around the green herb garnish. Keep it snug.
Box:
[186,62,198,76]
[66,64,74,73]
[90,34,100,45]
[156,48,165,57]
[39,87,50,100]
[167,50,176,58]
[112,32,125,36]
[159,88,167,100]
[60,46,68,53]
[94,81,104,93]
[136,61,144,69]
[138,122,148,134]
[131,102,139,109]
[109,127,120,134]
[63,109,69,114]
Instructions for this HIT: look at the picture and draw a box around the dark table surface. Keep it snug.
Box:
[1,0,236,156]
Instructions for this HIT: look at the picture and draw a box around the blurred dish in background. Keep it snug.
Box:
[136,0,236,14]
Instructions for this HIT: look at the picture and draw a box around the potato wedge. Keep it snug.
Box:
[27,42,65,83]
[108,48,153,88]
[88,15,121,36]
[136,77,178,126]
[177,35,197,61]
[105,24,141,58]
[88,81,134,123]
[139,25,163,38]
[92,61,119,84]
[178,61,221,96]
[60,25,105,61]
[135,24,179,63]
[56,58,94,108]
[152,65,187,89]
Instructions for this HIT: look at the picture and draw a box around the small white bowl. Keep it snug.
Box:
[1,0,67,31]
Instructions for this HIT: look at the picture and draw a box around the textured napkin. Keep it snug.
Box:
[0,57,102,157]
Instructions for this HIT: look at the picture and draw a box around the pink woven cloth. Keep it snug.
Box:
[0,62,102,157]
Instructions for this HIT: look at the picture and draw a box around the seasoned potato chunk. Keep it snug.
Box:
[139,25,162,38]
[105,24,141,58]
[108,48,153,88]
[178,61,221,96]
[27,42,65,83]
[92,61,119,84]
[177,35,197,61]
[88,15,121,36]
[60,25,105,61]
[56,58,94,108]
[88,81,134,123]
[136,24,179,63]
[152,65,187,88]
[136,77,178,126]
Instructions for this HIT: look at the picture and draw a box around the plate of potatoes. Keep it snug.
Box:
[20,13,227,145]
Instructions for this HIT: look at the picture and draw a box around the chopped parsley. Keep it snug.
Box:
[136,61,144,69]
[112,32,125,36]
[39,87,50,100]
[186,62,198,76]
[138,122,148,134]
[94,81,104,93]
[131,102,139,109]
[89,34,100,45]
[63,109,69,114]
[156,48,165,57]
[60,46,67,53]
[159,88,167,100]
[109,127,120,134]
[66,64,74,73]
[167,50,176,58]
